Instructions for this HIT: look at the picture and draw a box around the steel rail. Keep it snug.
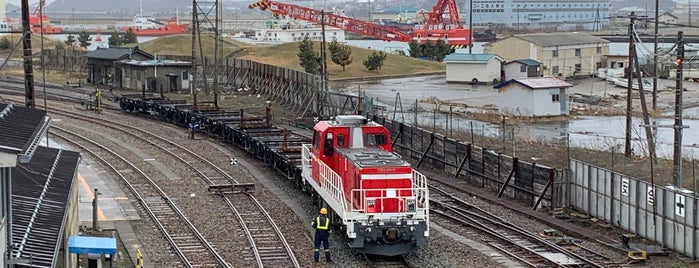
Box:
[51,107,299,268]
[51,127,229,268]
[430,186,606,268]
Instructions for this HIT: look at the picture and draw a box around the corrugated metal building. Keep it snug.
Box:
[483,32,609,79]
[444,53,504,84]
[465,0,611,30]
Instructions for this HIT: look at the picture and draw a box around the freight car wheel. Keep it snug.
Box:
[471,78,479,84]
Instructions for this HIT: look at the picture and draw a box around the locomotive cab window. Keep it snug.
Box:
[312,130,320,149]
[364,133,387,146]
[324,132,334,156]
[337,134,346,147]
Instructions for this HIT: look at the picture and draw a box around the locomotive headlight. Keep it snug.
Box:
[406,198,416,212]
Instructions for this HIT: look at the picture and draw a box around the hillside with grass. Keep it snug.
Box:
[0,33,66,59]
[131,35,445,80]
[236,41,445,80]
[130,34,249,57]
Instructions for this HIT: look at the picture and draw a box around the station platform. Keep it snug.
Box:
[47,138,152,268]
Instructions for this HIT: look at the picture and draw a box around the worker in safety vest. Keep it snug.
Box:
[95,88,102,113]
[311,207,332,262]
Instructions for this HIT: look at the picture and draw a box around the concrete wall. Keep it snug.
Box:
[497,85,534,116]
[569,159,699,259]
[446,59,501,83]
[485,38,609,78]
[63,173,80,268]
[504,63,528,80]
[119,65,190,92]
[540,44,609,78]
[498,85,567,116]
[532,87,568,116]
[483,38,533,62]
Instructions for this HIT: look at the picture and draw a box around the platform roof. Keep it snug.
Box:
[11,147,80,268]
[494,77,573,90]
[0,104,50,160]
[84,46,153,61]
[68,236,117,255]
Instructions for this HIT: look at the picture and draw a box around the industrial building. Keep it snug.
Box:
[465,0,611,30]
[483,32,609,78]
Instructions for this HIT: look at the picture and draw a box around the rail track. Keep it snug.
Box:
[362,254,411,268]
[51,126,228,268]
[49,107,300,268]
[429,186,611,268]
[0,77,96,103]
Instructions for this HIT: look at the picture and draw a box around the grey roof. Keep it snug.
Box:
[0,104,50,156]
[514,32,609,47]
[660,12,678,19]
[119,59,192,67]
[84,46,153,61]
[506,59,541,66]
[495,77,573,90]
[12,147,80,268]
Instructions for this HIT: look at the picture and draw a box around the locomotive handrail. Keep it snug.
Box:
[301,144,349,222]
[349,187,429,221]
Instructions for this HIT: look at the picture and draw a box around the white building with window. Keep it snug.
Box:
[494,77,572,116]
[464,0,611,30]
[483,32,609,78]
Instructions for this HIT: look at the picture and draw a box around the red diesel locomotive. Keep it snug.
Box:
[301,115,429,256]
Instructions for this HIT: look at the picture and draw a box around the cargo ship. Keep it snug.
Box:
[123,14,189,36]
[122,1,188,36]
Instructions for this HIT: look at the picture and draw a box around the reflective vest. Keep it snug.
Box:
[316,216,329,230]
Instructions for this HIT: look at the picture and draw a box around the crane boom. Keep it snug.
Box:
[421,0,462,29]
[249,0,412,42]
[32,0,45,16]
[248,0,471,47]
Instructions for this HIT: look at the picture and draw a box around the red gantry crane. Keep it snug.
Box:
[248,0,470,47]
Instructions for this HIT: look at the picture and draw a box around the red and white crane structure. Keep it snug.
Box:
[248,0,470,47]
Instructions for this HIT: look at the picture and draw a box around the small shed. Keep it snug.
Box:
[85,46,153,86]
[444,53,504,84]
[495,77,573,116]
[658,12,677,25]
[604,54,628,69]
[503,59,541,80]
[115,59,192,93]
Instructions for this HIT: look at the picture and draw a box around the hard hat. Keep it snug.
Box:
[320,208,327,215]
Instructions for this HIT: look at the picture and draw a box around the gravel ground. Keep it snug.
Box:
[40,98,697,267]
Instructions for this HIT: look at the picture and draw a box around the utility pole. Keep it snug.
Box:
[320,10,329,115]
[321,10,328,92]
[213,0,220,109]
[653,0,659,110]
[191,0,198,106]
[673,31,686,187]
[468,0,473,53]
[624,12,636,157]
[21,0,34,109]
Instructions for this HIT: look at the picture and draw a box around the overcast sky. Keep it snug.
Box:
[7,0,55,7]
